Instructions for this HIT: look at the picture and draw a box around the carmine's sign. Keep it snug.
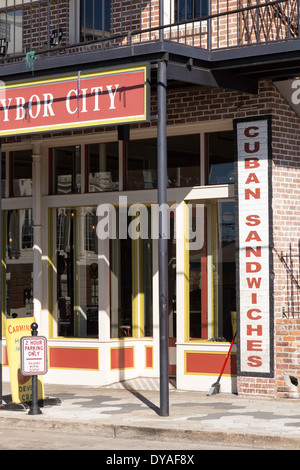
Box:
[0,65,149,136]
[234,116,273,377]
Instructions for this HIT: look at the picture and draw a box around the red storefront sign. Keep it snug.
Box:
[0,65,149,137]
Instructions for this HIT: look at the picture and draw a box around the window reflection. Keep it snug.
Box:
[167,135,200,187]
[55,207,98,338]
[52,146,81,195]
[5,209,33,319]
[215,200,236,341]
[127,139,157,190]
[187,200,236,341]
[109,209,153,338]
[188,204,207,340]
[11,150,32,197]
[87,143,119,192]
[126,135,200,190]
[1,152,5,198]
[0,10,23,55]
[80,0,111,41]
[207,131,234,185]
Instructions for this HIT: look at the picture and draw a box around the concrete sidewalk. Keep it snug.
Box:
[1,379,300,449]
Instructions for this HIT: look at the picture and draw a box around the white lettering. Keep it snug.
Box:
[15,96,26,120]
[291,80,300,105]
[91,86,103,111]
[43,93,55,117]
[28,94,41,119]
[1,98,12,122]
[81,88,88,113]
[66,89,78,115]
[106,84,119,110]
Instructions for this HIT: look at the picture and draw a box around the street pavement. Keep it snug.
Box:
[1,379,300,450]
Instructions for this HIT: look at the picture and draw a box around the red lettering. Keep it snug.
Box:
[245,141,260,153]
[246,246,261,258]
[245,188,260,200]
[246,215,260,226]
[244,158,260,169]
[244,126,259,138]
[247,308,262,320]
[247,340,262,351]
[246,278,262,289]
[245,172,260,184]
[251,293,257,304]
[246,262,261,273]
[247,356,263,367]
[247,324,263,336]
[245,231,262,242]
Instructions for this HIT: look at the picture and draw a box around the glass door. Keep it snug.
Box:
[188,204,208,340]
[55,206,99,338]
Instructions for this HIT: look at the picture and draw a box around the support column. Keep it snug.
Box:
[32,145,42,329]
[157,59,169,417]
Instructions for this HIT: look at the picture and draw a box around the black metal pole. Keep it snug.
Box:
[28,323,42,415]
[157,59,169,417]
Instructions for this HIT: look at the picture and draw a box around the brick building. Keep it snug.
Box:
[1,0,300,409]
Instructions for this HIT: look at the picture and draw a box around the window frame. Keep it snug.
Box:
[70,0,111,44]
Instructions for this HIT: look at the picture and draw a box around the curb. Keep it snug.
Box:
[1,415,300,449]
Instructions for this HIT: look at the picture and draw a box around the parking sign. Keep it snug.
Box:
[21,336,48,376]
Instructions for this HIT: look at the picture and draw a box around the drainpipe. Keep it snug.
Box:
[157,58,169,417]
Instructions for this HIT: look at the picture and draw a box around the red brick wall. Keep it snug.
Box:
[23,1,69,52]
[276,319,300,398]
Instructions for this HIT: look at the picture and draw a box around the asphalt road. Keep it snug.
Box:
[0,428,264,451]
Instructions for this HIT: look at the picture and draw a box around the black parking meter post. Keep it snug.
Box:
[28,323,42,415]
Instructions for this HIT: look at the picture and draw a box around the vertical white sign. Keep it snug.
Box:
[235,116,273,376]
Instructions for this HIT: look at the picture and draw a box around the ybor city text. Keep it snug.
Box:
[0,66,148,136]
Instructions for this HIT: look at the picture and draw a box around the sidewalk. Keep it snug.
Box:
[1,379,300,449]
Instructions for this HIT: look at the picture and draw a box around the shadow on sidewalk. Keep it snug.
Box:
[122,383,161,415]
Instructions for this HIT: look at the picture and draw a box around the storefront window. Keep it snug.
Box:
[87,143,119,192]
[110,209,153,338]
[215,200,236,341]
[167,135,200,187]
[188,204,207,340]
[187,200,236,341]
[5,209,33,318]
[55,206,98,338]
[168,213,176,339]
[126,139,157,190]
[207,131,234,185]
[2,153,5,198]
[110,235,133,338]
[126,135,200,190]
[143,235,153,337]
[51,146,81,195]
[11,150,32,197]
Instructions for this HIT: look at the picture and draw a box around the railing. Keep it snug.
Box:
[275,245,300,319]
[0,0,299,65]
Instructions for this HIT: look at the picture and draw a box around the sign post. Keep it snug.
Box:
[21,322,48,415]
